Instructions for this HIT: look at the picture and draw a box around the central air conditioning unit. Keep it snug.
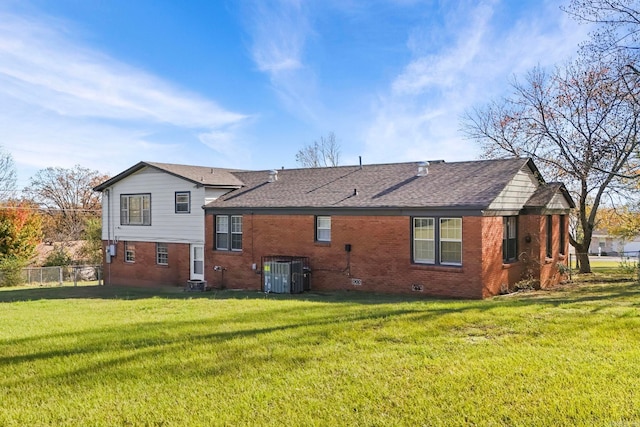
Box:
[262,256,310,294]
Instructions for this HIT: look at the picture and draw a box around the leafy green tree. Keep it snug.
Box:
[0,202,43,286]
[597,206,640,240]
[78,217,103,265]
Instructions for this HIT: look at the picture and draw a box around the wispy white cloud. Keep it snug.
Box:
[0,9,249,180]
[198,127,252,162]
[243,0,323,122]
[363,1,593,164]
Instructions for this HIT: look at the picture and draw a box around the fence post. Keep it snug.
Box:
[568,253,572,281]
[59,266,63,286]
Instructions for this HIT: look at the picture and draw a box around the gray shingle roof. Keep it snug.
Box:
[206,158,536,210]
[144,162,245,187]
[525,182,576,209]
[94,161,245,191]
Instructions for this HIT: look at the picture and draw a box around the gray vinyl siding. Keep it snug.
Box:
[101,167,207,244]
[547,192,572,210]
[205,188,232,205]
[487,169,539,211]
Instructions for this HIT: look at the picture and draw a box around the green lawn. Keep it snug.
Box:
[1,275,639,426]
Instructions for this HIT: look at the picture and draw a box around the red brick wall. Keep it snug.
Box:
[101,213,570,296]
[518,214,569,289]
[540,214,569,287]
[204,214,507,299]
[481,216,515,297]
[102,241,190,287]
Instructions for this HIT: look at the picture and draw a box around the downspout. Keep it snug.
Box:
[105,188,111,286]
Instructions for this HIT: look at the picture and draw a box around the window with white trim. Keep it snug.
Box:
[503,216,518,262]
[231,216,243,251]
[216,215,242,251]
[175,192,190,213]
[440,218,462,265]
[412,217,462,266]
[316,216,331,242]
[413,217,435,263]
[216,216,229,250]
[120,194,151,225]
[124,241,135,263]
[156,243,168,265]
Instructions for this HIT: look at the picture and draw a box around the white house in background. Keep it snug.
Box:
[589,229,640,256]
[93,161,244,286]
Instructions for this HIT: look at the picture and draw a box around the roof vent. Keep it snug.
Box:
[417,161,429,177]
[268,169,278,182]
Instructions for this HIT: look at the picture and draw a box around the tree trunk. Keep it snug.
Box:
[575,245,592,274]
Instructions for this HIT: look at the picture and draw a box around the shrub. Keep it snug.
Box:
[0,257,26,287]
[617,257,638,275]
[556,262,570,276]
[43,245,72,267]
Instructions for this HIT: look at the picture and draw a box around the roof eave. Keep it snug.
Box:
[93,161,148,192]
[93,161,246,191]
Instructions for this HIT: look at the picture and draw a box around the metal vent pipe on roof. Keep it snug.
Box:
[417,161,429,176]
[268,169,278,182]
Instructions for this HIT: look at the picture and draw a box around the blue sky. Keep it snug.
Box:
[0,0,591,188]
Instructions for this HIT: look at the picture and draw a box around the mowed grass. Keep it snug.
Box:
[1,275,639,426]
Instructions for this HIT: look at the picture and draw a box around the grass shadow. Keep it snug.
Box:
[1,271,637,310]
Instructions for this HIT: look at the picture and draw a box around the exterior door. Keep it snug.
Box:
[190,244,205,281]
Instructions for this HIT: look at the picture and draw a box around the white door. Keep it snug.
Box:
[190,244,205,281]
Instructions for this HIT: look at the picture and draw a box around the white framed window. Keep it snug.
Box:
[124,241,135,263]
[216,215,242,251]
[175,192,190,213]
[440,218,462,265]
[216,216,229,250]
[156,243,168,265]
[413,217,435,263]
[413,217,462,266]
[503,216,518,262]
[120,194,151,225]
[316,216,331,242]
[231,215,243,251]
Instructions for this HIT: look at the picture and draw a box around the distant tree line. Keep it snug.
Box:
[0,148,108,285]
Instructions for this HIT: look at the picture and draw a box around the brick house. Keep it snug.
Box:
[204,158,574,298]
[93,161,244,287]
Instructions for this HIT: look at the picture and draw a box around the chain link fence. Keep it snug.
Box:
[0,265,103,287]
[568,251,640,282]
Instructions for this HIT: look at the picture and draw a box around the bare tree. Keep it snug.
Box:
[295,132,341,167]
[564,0,640,58]
[462,58,640,273]
[0,146,17,201]
[23,165,109,241]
